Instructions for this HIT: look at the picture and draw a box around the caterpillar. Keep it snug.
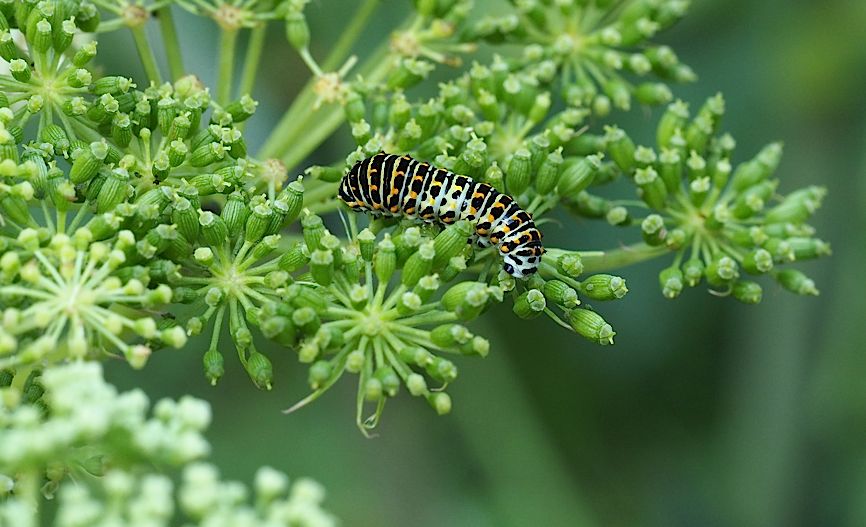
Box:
[338,153,544,278]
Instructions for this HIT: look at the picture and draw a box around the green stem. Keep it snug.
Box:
[236,24,267,100]
[578,243,668,273]
[257,22,394,160]
[216,28,239,106]
[157,6,185,80]
[322,0,380,71]
[130,24,163,84]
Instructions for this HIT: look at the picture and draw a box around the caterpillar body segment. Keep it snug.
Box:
[339,153,545,278]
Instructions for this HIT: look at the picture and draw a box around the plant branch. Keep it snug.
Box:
[129,25,163,84]
[579,243,668,273]
[157,5,185,80]
[216,28,239,105]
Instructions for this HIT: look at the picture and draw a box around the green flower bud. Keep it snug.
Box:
[303,360,331,390]
[775,269,819,296]
[344,90,365,123]
[579,274,628,300]
[224,94,258,122]
[245,352,274,390]
[634,167,667,210]
[534,148,564,194]
[681,258,704,287]
[555,154,599,197]
[278,242,310,272]
[406,373,427,396]
[285,11,310,50]
[732,280,763,304]
[53,18,75,52]
[110,112,132,147]
[641,214,666,246]
[357,229,376,261]
[96,169,131,213]
[705,255,739,287]
[506,148,532,196]
[743,248,774,274]
[430,324,472,349]
[310,249,334,286]
[302,213,325,252]
[568,308,615,345]
[244,203,273,243]
[512,289,546,319]
[658,148,682,192]
[190,142,225,167]
[604,126,636,173]
[69,142,107,184]
[659,266,684,298]
[634,82,672,106]
[364,378,383,401]
[91,76,134,95]
[396,291,422,316]
[731,142,783,192]
[765,186,826,224]
[216,192,247,238]
[543,279,579,308]
[199,211,229,248]
[72,40,98,66]
[375,367,401,397]
[425,357,457,384]
[9,58,31,82]
[414,274,440,303]
[441,281,489,321]
[427,392,452,415]
[402,241,435,287]
[387,58,434,90]
[374,235,396,284]
[432,220,473,269]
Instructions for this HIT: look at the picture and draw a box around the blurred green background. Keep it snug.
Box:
[102,1,866,526]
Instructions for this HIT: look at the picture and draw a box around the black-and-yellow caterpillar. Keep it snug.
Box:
[339,153,544,278]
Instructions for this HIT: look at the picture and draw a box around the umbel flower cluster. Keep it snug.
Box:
[0,0,830,512]
[0,362,335,526]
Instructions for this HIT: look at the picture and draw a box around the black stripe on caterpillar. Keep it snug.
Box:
[339,153,544,278]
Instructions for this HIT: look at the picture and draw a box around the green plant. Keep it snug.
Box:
[0,0,829,522]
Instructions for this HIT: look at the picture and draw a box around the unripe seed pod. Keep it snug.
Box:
[506,148,531,195]
[172,197,199,242]
[202,349,225,386]
[568,308,615,345]
[221,192,249,238]
[374,236,397,284]
[732,280,763,304]
[775,269,819,296]
[432,220,473,269]
[278,242,310,272]
[199,211,229,247]
[512,289,546,319]
[543,280,579,308]
[659,266,684,299]
[535,148,564,194]
[244,203,273,243]
[402,241,435,287]
[310,249,334,286]
[579,274,628,300]
[245,352,274,390]
[557,154,602,196]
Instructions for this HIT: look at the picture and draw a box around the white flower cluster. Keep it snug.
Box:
[0,363,336,527]
[0,362,210,474]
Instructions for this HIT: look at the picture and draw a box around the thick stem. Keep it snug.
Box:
[323,0,380,71]
[216,28,239,106]
[257,15,395,160]
[157,6,185,80]
[237,24,267,100]
[129,25,163,84]
[578,243,668,273]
